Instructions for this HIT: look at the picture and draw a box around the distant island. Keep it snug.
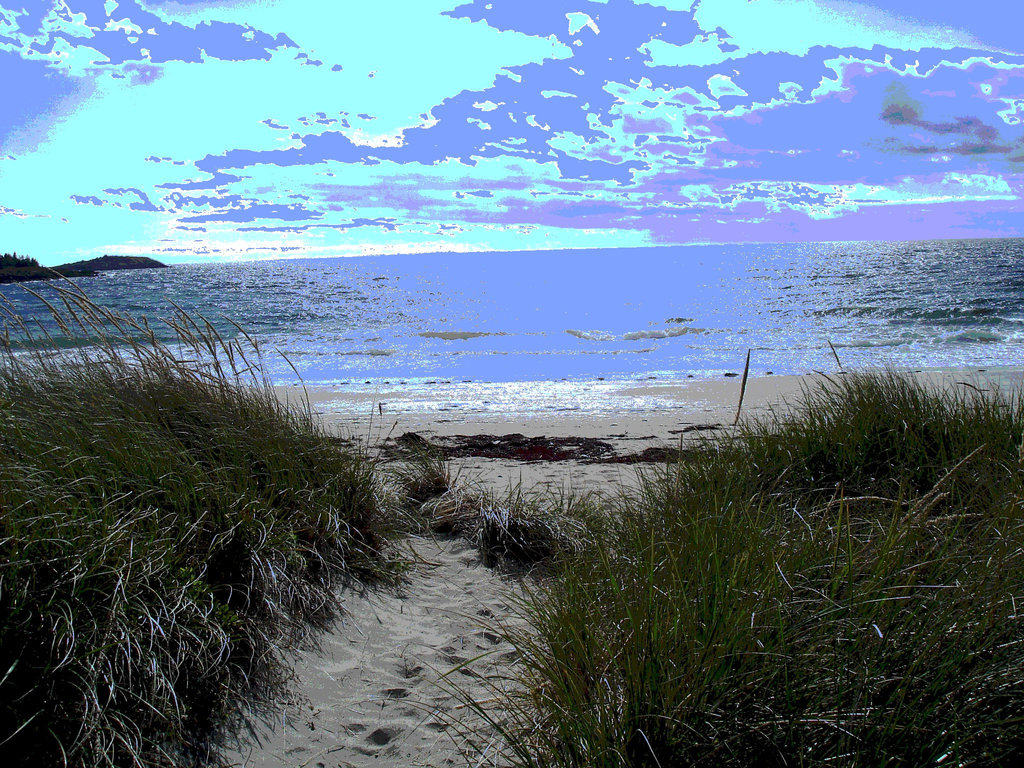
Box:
[0,253,169,284]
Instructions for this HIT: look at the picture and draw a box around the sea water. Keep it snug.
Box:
[4,238,1023,416]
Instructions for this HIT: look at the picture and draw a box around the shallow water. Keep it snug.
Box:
[5,238,1023,415]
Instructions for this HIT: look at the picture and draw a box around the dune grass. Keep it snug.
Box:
[390,438,599,570]
[491,371,1024,767]
[0,283,399,767]
[16,283,1014,768]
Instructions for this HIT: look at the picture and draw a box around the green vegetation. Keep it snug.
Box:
[0,253,165,283]
[0,283,399,767]
[0,251,58,284]
[485,372,1024,767]
[0,252,40,269]
[4,275,1022,768]
[54,255,168,273]
[392,438,596,569]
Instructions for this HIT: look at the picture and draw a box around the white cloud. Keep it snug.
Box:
[707,73,747,99]
[566,12,600,36]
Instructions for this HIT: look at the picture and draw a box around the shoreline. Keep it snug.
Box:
[282,367,1024,435]
[275,364,1024,500]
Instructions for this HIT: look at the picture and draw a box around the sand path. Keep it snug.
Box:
[237,368,1024,767]
[225,536,523,768]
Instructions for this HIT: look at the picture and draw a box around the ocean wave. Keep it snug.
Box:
[623,326,707,340]
[578,347,656,355]
[812,306,880,318]
[339,348,394,356]
[946,330,1005,343]
[845,338,918,348]
[418,331,508,340]
[567,326,708,342]
[566,329,615,341]
[814,305,1007,322]
[898,309,996,322]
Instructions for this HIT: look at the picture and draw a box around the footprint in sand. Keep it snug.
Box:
[222,535,525,768]
[367,725,402,746]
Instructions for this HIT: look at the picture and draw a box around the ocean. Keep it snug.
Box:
[4,238,1024,416]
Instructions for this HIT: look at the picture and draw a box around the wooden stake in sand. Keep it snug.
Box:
[827,339,843,371]
[733,349,751,426]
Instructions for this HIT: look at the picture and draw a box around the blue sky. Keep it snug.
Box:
[1,0,1022,265]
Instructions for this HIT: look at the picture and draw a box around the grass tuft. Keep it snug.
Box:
[0,282,399,767]
[489,370,1024,767]
[390,442,597,570]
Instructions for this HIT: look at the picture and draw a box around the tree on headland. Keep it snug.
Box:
[0,253,40,269]
[0,253,167,284]
[0,252,61,284]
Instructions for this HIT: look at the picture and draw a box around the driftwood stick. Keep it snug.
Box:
[827,339,843,371]
[733,349,751,427]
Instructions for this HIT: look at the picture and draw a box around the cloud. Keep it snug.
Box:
[180,0,705,187]
[689,0,981,56]
[0,48,92,149]
[0,0,297,151]
[158,172,245,191]
[179,201,322,224]
[2,1,295,73]
[99,187,162,211]
[237,215,397,233]
[69,194,105,205]
[0,203,46,218]
[880,80,1016,157]
[178,33,1022,233]
[6,0,1024,259]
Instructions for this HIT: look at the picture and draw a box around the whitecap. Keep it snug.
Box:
[418,331,507,340]
[947,330,1005,343]
[340,348,394,356]
[566,329,615,341]
[623,326,707,340]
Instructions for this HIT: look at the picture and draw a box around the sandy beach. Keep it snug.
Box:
[226,368,1024,767]
[286,368,1024,494]
[224,535,522,768]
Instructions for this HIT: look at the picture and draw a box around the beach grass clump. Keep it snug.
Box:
[391,444,598,568]
[0,283,398,767]
[724,371,1022,509]
[498,371,1024,767]
[390,435,457,511]
[423,481,596,568]
[473,485,599,568]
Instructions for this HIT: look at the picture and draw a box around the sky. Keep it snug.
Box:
[1,0,1022,266]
